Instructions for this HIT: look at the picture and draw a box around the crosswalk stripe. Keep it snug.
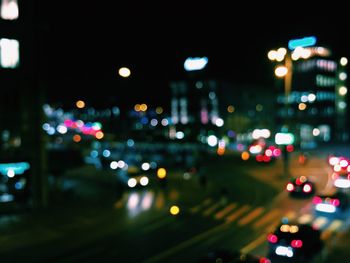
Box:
[190,198,212,213]
[253,209,281,229]
[214,203,237,220]
[225,205,250,224]
[321,219,343,240]
[312,216,328,230]
[298,213,313,224]
[238,207,265,226]
[202,202,221,217]
[155,192,165,209]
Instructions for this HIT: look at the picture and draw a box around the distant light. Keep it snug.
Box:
[0,0,19,20]
[110,161,118,169]
[339,86,348,96]
[268,50,277,61]
[315,203,336,213]
[127,139,135,147]
[169,205,180,215]
[207,135,218,147]
[339,72,347,81]
[57,125,68,134]
[76,100,85,109]
[215,118,224,127]
[184,57,208,71]
[288,36,317,50]
[102,149,111,157]
[95,131,104,140]
[308,93,316,102]
[140,176,149,186]
[340,57,348,66]
[227,105,235,113]
[313,128,320,136]
[241,151,250,161]
[73,134,81,142]
[140,104,148,112]
[156,106,163,114]
[275,66,288,77]
[127,178,137,188]
[275,133,295,145]
[0,38,19,68]
[118,67,131,78]
[176,131,185,139]
[157,168,167,179]
[298,103,307,110]
[141,162,150,171]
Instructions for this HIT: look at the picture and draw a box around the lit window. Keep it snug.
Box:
[0,0,18,20]
[0,38,19,68]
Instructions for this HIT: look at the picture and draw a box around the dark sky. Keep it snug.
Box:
[45,3,350,110]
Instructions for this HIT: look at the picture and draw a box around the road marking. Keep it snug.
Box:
[240,234,267,255]
[225,205,250,224]
[202,202,221,217]
[190,198,212,213]
[214,203,237,220]
[321,219,343,240]
[238,207,264,226]
[298,213,313,224]
[142,223,229,263]
[253,209,281,229]
[155,192,165,209]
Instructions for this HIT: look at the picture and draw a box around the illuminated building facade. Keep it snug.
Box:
[275,46,348,147]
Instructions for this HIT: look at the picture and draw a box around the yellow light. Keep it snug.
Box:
[95,131,104,140]
[140,104,148,111]
[274,66,288,77]
[241,151,250,161]
[298,103,307,110]
[170,205,180,215]
[76,100,85,109]
[118,67,131,78]
[134,104,141,112]
[156,106,163,114]
[157,168,167,179]
[290,225,299,233]
[227,105,235,113]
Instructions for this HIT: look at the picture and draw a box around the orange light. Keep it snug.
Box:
[73,134,81,142]
[76,100,85,109]
[95,131,104,139]
[241,151,250,161]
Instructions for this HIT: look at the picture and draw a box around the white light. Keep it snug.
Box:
[184,57,208,71]
[141,192,153,210]
[339,86,348,96]
[340,57,348,66]
[141,162,150,171]
[308,93,316,102]
[334,178,350,188]
[7,169,15,178]
[313,128,320,136]
[127,178,137,188]
[0,38,19,68]
[275,66,288,77]
[339,72,347,81]
[161,118,169,126]
[118,160,126,168]
[215,118,224,127]
[275,246,293,258]
[57,125,68,134]
[127,193,139,209]
[118,67,131,78]
[176,131,185,139]
[139,176,149,186]
[338,101,347,109]
[0,0,19,20]
[252,129,271,139]
[315,203,336,213]
[275,133,294,145]
[207,135,218,147]
[110,161,118,169]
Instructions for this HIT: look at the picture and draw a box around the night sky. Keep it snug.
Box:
[45,3,350,110]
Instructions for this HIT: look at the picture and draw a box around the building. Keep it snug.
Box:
[271,41,348,148]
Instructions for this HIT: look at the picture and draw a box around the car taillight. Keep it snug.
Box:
[267,233,278,243]
[331,198,340,206]
[291,239,303,248]
[303,183,312,193]
[312,196,322,204]
[286,183,294,192]
[259,257,271,263]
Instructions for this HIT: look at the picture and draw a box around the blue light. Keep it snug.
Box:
[184,57,208,71]
[288,36,317,50]
[0,162,30,176]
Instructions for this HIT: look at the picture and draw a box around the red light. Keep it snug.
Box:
[286,183,294,192]
[286,144,294,152]
[312,196,322,204]
[260,258,271,263]
[267,233,278,243]
[263,155,271,162]
[291,239,303,248]
[295,178,302,185]
[273,148,281,157]
[332,198,340,206]
[256,155,264,162]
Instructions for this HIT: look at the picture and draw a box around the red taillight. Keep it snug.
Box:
[267,233,278,243]
[291,239,303,248]
[303,183,312,193]
[312,196,322,204]
[259,257,271,263]
[332,198,340,206]
[286,183,294,192]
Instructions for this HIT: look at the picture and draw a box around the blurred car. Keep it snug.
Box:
[197,249,270,263]
[267,221,324,262]
[312,189,350,215]
[285,176,315,198]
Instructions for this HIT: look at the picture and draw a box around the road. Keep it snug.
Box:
[0,148,349,262]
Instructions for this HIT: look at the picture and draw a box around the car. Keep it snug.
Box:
[285,176,315,198]
[197,249,270,263]
[312,189,350,215]
[267,221,324,262]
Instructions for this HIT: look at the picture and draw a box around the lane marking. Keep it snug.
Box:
[202,202,221,217]
[238,207,265,226]
[253,209,281,229]
[214,203,237,220]
[225,205,250,224]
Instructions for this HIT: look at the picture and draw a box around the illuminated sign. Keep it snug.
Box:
[288,36,317,50]
[184,57,208,71]
[0,162,30,176]
[275,133,295,145]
